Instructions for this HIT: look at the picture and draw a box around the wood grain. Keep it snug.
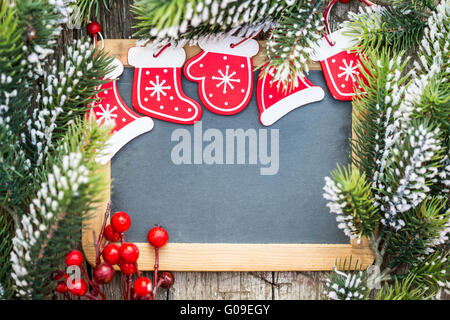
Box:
[98,39,322,70]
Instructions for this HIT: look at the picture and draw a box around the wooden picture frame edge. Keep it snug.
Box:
[81,39,375,271]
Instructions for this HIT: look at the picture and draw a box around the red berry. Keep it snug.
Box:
[158,271,175,289]
[87,21,101,36]
[133,277,153,297]
[69,279,88,297]
[65,250,83,266]
[340,0,351,2]
[53,272,69,281]
[147,226,168,248]
[111,212,131,233]
[119,243,139,263]
[102,243,120,265]
[93,263,115,285]
[104,224,121,242]
[119,261,137,275]
[55,281,68,293]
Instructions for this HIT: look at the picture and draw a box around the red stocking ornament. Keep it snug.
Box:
[184,36,259,115]
[128,44,202,125]
[257,66,325,126]
[310,0,373,100]
[89,58,154,164]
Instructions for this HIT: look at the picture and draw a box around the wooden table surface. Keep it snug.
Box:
[54,0,446,300]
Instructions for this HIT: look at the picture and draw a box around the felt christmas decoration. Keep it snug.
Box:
[128,44,202,125]
[257,66,325,126]
[184,36,259,116]
[310,0,373,100]
[89,58,154,165]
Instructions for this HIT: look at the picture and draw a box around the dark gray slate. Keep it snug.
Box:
[111,68,350,244]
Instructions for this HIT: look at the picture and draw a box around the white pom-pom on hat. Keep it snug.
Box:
[104,57,124,79]
[198,36,259,57]
[128,43,186,68]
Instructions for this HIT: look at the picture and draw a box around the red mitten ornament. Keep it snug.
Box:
[257,67,325,126]
[89,58,154,164]
[184,36,259,115]
[128,44,202,125]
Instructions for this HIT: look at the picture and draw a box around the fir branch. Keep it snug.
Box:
[323,258,368,300]
[374,120,444,230]
[385,197,449,268]
[73,0,113,23]
[132,0,296,45]
[263,0,323,89]
[323,165,379,240]
[351,49,410,180]
[407,250,450,296]
[376,273,434,300]
[395,1,450,129]
[10,119,110,299]
[344,4,429,52]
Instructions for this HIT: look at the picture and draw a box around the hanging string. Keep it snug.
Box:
[323,0,374,47]
[153,43,171,58]
[230,29,263,48]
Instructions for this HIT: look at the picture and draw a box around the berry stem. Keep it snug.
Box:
[120,232,128,300]
[63,292,72,300]
[80,265,106,300]
[85,292,102,300]
[134,261,141,278]
[96,202,111,265]
[127,275,132,300]
[153,247,159,296]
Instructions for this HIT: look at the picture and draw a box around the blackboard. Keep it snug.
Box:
[111,69,350,245]
[82,40,375,271]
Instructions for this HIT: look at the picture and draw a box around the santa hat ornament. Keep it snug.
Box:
[184,36,259,115]
[310,0,373,101]
[128,43,202,125]
[257,66,325,126]
[89,57,154,164]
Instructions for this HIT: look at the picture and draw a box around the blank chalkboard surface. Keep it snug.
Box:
[82,39,374,271]
[111,69,350,245]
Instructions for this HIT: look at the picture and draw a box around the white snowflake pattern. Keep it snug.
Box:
[145,75,171,101]
[337,59,359,82]
[95,103,117,124]
[211,65,241,94]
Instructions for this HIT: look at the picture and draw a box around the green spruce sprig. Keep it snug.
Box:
[263,0,323,90]
[323,165,379,240]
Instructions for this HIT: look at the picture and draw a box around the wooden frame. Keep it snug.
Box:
[82,39,374,271]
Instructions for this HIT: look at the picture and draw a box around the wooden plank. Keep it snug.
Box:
[273,271,329,300]
[98,39,322,70]
[169,272,273,300]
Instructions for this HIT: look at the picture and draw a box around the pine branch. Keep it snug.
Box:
[323,257,368,300]
[262,0,323,89]
[323,165,379,240]
[385,197,449,268]
[374,119,445,230]
[344,4,430,52]
[10,119,110,299]
[351,49,410,180]
[73,0,113,23]
[132,0,297,44]
[376,273,434,300]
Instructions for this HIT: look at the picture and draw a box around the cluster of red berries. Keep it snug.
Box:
[53,209,173,300]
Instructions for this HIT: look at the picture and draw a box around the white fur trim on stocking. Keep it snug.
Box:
[198,36,259,57]
[309,27,359,61]
[260,87,325,126]
[96,117,154,165]
[104,57,124,79]
[128,44,186,68]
